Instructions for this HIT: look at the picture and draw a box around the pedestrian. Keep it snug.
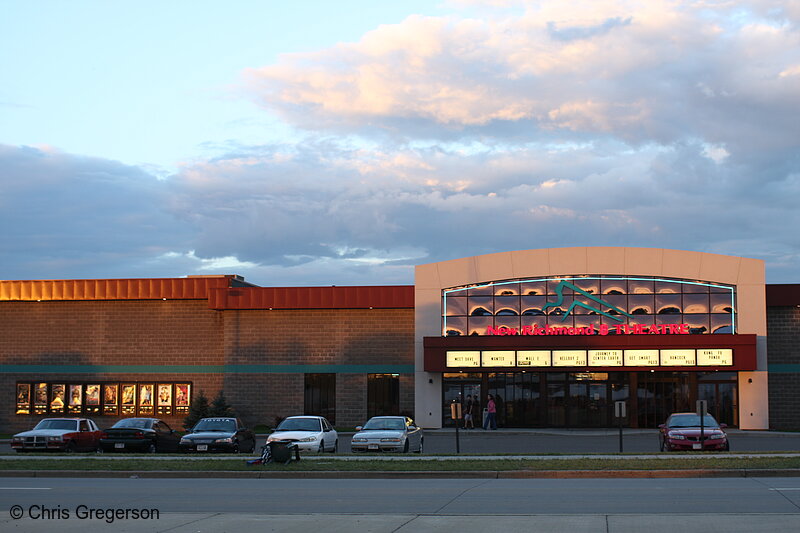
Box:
[464,395,474,429]
[483,394,497,430]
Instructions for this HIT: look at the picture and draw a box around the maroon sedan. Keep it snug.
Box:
[11,418,102,452]
[659,413,730,452]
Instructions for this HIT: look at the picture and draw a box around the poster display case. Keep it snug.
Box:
[68,384,83,414]
[103,383,119,415]
[34,383,48,414]
[85,384,101,414]
[121,384,137,415]
[16,383,30,415]
[138,383,154,415]
[50,384,66,413]
[157,384,173,415]
[175,384,191,414]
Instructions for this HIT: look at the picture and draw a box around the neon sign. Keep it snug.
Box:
[543,280,633,322]
[487,323,691,336]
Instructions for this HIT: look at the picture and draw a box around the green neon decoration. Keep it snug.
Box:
[542,280,633,322]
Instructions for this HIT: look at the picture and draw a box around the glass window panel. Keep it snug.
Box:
[495,315,521,330]
[601,315,626,328]
[683,294,709,314]
[545,295,570,316]
[521,295,547,315]
[711,314,733,334]
[601,278,627,295]
[468,317,493,336]
[520,315,548,328]
[445,296,468,316]
[520,281,547,295]
[574,315,596,330]
[656,314,684,325]
[494,295,520,315]
[601,295,627,315]
[681,281,710,293]
[710,284,734,294]
[547,314,574,327]
[571,277,599,294]
[547,279,573,295]
[655,280,680,294]
[629,314,655,326]
[443,317,466,336]
[629,278,655,294]
[468,296,493,316]
[494,283,520,296]
[656,294,682,314]
[710,293,735,313]
[685,314,710,334]
[468,285,494,296]
[570,297,594,315]
[628,295,654,315]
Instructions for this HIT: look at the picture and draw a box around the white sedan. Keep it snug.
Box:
[350,416,423,453]
[266,416,338,453]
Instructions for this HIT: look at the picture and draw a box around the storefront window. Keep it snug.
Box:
[367,374,399,418]
[304,373,336,424]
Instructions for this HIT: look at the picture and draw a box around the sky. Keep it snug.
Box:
[1,0,799,286]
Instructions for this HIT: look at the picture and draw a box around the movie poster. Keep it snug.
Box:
[85,384,101,414]
[16,383,31,415]
[121,384,137,415]
[34,383,48,414]
[157,384,172,415]
[175,383,191,414]
[103,383,119,415]
[50,384,66,412]
[68,384,83,414]
[138,383,154,415]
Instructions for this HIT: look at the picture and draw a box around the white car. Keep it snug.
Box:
[350,416,423,453]
[266,416,338,453]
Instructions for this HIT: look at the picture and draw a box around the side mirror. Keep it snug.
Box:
[355,426,362,431]
[658,424,665,429]
[719,423,728,429]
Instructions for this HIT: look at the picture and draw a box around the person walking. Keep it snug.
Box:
[483,394,497,430]
[464,395,474,429]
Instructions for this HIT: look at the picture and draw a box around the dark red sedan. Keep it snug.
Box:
[659,413,730,452]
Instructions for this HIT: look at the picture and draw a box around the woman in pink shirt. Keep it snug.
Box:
[483,394,497,430]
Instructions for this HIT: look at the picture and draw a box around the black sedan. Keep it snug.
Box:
[179,417,256,453]
[99,418,181,453]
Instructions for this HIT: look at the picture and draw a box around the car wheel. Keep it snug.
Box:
[403,439,409,453]
[248,441,256,453]
[232,443,240,454]
[415,439,423,454]
[64,441,77,454]
[724,441,730,452]
[318,442,325,453]
[148,443,157,454]
[331,440,338,453]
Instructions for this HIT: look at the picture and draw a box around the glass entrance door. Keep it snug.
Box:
[698,373,738,427]
[442,375,481,428]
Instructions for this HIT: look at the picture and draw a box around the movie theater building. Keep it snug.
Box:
[2,247,799,432]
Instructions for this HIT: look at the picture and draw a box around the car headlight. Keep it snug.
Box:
[214,437,233,443]
[380,438,402,442]
[180,437,191,444]
[351,438,367,443]
[708,432,725,439]
[667,431,686,439]
[11,437,23,443]
[298,435,319,442]
[47,436,63,442]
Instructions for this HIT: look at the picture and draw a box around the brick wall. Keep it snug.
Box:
[1,300,415,433]
[766,306,800,430]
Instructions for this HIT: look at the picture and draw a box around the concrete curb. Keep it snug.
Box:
[2,468,800,479]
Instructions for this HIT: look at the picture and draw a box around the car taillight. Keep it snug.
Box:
[100,432,108,439]
[134,431,144,439]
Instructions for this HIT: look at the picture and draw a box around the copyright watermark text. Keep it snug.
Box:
[9,504,159,523]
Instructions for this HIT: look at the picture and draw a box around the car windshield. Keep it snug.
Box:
[362,418,405,431]
[668,414,719,428]
[193,419,236,432]
[33,419,78,431]
[276,418,322,432]
[112,419,151,429]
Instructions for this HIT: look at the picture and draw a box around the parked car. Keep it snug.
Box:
[350,416,423,453]
[659,412,730,452]
[179,417,256,453]
[99,418,180,453]
[11,418,102,452]
[266,415,338,453]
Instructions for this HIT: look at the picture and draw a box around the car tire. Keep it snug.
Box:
[403,439,409,453]
[248,441,256,453]
[724,441,730,452]
[64,441,77,454]
[415,439,423,454]
[148,443,157,454]
[318,442,325,453]
[232,443,240,454]
[331,440,338,453]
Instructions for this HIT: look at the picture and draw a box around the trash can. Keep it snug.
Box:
[264,440,301,464]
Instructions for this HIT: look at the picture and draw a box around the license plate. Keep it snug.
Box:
[114,443,125,449]
[693,443,702,450]
[368,444,379,450]
[197,444,208,451]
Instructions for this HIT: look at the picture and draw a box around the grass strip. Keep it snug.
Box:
[1,456,799,472]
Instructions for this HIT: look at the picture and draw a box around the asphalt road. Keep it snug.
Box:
[1,477,799,532]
